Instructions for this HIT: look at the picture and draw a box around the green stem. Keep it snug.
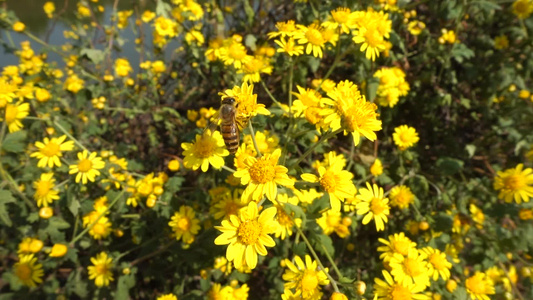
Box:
[221,165,236,173]
[53,120,88,152]
[290,129,342,168]
[248,121,262,157]
[260,80,283,108]
[317,37,343,90]
[294,225,340,293]
[5,31,15,48]
[319,244,343,280]
[70,190,125,246]
[520,19,529,38]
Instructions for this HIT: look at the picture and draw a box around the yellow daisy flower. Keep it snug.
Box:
[31,135,75,168]
[238,55,273,83]
[512,0,533,19]
[316,209,350,238]
[301,165,356,212]
[87,216,112,240]
[233,149,294,202]
[321,80,382,146]
[87,252,114,287]
[214,202,277,269]
[219,41,252,69]
[182,130,229,172]
[49,244,68,257]
[421,247,452,281]
[267,20,298,39]
[69,150,106,184]
[392,125,419,151]
[493,163,533,204]
[282,255,330,299]
[273,201,302,240]
[210,189,245,220]
[154,16,177,37]
[294,23,327,58]
[370,158,383,176]
[18,237,44,254]
[219,82,270,128]
[33,173,60,207]
[322,7,356,34]
[356,182,390,231]
[352,22,386,61]
[389,185,415,209]
[13,254,44,287]
[373,270,429,300]
[114,58,132,77]
[389,248,430,289]
[377,232,417,262]
[168,205,201,244]
[156,294,177,300]
[465,272,495,300]
[3,101,30,132]
[274,37,304,56]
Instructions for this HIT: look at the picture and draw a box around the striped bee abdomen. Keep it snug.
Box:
[220,121,239,154]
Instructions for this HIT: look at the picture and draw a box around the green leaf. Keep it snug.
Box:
[472,0,501,11]
[436,157,464,176]
[115,274,135,300]
[0,189,16,226]
[366,77,380,101]
[2,130,27,153]
[465,144,476,158]
[80,49,104,64]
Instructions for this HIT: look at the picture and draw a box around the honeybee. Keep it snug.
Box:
[219,97,240,154]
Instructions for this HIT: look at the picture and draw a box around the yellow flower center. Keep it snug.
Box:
[403,258,424,277]
[370,197,386,215]
[332,9,350,24]
[466,275,486,294]
[35,180,52,197]
[392,240,410,256]
[400,131,413,143]
[515,1,529,12]
[363,26,382,47]
[5,104,18,123]
[301,270,319,292]
[277,210,293,227]
[95,264,108,275]
[343,105,369,132]
[177,217,191,231]
[42,141,60,157]
[15,264,32,280]
[305,107,322,125]
[249,160,276,183]
[224,202,240,216]
[390,284,412,300]
[305,28,324,46]
[429,253,446,270]
[237,219,261,245]
[228,43,247,60]
[503,174,524,191]
[78,158,93,172]
[93,223,106,235]
[194,137,216,158]
[320,170,337,192]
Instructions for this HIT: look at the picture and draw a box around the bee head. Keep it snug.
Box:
[222,97,236,106]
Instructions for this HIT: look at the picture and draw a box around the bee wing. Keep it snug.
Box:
[202,111,222,135]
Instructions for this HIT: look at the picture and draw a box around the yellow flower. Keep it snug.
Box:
[35,87,51,102]
[114,58,132,77]
[446,279,458,292]
[421,247,452,281]
[13,21,26,32]
[377,232,417,262]
[465,272,495,300]
[352,11,391,61]
[33,173,60,207]
[469,204,485,228]
[302,165,356,211]
[181,130,229,172]
[3,101,30,132]
[64,74,84,93]
[267,20,298,39]
[49,244,68,257]
[13,254,44,287]
[238,55,273,83]
[493,164,533,203]
[87,252,114,287]
[512,0,533,19]
[157,294,177,300]
[207,283,232,300]
[18,237,44,254]
[389,185,415,209]
[274,37,304,56]
[407,20,426,36]
[389,248,430,289]
[87,216,112,240]
[393,125,419,150]
[316,209,350,238]
[273,202,302,240]
[243,130,279,155]
[210,189,245,220]
[219,41,252,69]
[356,183,390,231]
[168,205,201,244]
[438,29,457,44]
[154,16,177,37]
[322,7,356,34]
[282,255,330,299]
[321,80,382,146]
[370,158,383,176]
[219,82,270,129]
[214,202,277,269]
[0,78,18,108]
[69,150,106,184]
[294,23,327,58]
[374,67,410,108]
[39,207,53,219]
[373,270,429,300]
[43,2,55,18]
[168,159,180,171]
[31,135,75,168]
[494,35,509,50]
[233,149,294,202]
[141,10,156,23]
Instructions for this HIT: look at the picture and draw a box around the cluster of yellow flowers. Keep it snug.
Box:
[374,67,410,108]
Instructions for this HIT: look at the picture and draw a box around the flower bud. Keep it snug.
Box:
[50,244,68,257]
[354,281,366,295]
